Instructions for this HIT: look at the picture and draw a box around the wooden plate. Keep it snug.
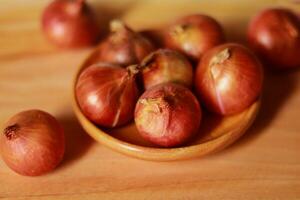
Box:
[72,47,260,161]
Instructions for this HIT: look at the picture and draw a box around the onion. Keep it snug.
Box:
[195,43,263,115]
[76,63,140,127]
[0,110,65,176]
[140,49,193,90]
[134,83,201,147]
[42,0,99,48]
[164,14,225,61]
[247,8,300,69]
[94,20,155,66]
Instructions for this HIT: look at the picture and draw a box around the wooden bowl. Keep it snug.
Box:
[72,48,261,161]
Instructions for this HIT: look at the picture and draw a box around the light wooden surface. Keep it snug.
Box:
[0,0,300,199]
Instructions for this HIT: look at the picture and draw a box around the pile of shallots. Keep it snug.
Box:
[1,0,299,176]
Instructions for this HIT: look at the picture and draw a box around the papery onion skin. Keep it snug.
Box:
[195,43,263,115]
[140,49,193,90]
[95,20,155,66]
[42,0,99,48]
[247,8,300,69]
[164,14,225,61]
[0,110,65,176]
[76,63,140,127]
[134,83,201,147]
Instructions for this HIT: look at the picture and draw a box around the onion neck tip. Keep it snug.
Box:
[171,24,189,36]
[127,65,140,76]
[110,20,126,32]
[3,124,20,140]
[210,48,231,67]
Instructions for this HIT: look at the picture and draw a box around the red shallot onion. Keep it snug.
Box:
[0,110,65,176]
[76,63,140,127]
[195,43,263,115]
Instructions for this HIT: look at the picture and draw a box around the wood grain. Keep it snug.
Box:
[0,0,300,199]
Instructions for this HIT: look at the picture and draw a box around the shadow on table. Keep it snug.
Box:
[57,112,94,169]
[224,69,298,152]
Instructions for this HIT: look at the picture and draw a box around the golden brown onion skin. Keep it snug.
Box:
[140,49,193,90]
[164,14,225,61]
[0,110,65,176]
[42,0,99,48]
[76,63,140,127]
[247,8,300,69]
[134,83,201,147]
[195,43,263,115]
[95,20,155,66]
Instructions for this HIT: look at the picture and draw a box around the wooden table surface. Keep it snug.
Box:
[0,0,300,199]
